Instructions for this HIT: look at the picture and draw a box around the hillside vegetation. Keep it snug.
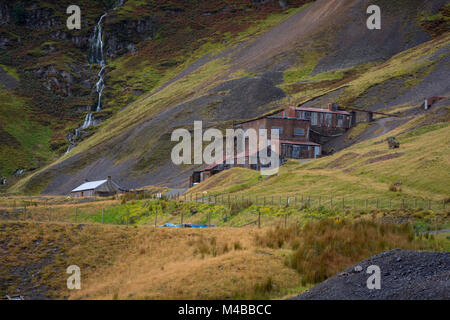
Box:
[1,218,447,299]
[9,0,449,195]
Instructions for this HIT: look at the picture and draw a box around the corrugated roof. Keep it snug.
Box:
[292,107,350,115]
[72,180,107,192]
[280,140,320,146]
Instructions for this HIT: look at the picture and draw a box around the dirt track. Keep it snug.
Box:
[292,249,450,300]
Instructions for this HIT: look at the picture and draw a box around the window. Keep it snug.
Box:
[292,145,301,158]
[326,113,332,126]
[337,114,343,127]
[311,112,318,125]
[304,112,312,119]
[300,145,309,151]
[259,125,265,135]
[272,126,283,135]
[294,128,305,136]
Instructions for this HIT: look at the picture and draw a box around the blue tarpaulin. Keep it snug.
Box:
[157,223,215,228]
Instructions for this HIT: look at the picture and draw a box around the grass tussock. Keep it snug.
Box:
[256,218,446,285]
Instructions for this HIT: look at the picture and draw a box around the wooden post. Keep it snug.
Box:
[263,196,266,206]
[402,199,405,209]
[208,212,211,228]
[258,210,261,229]
[365,199,368,210]
[428,200,431,210]
[181,210,184,226]
[75,208,78,223]
[330,197,333,209]
[154,208,158,227]
[319,196,321,207]
[126,209,129,227]
[342,198,345,209]
[102,208,104,224]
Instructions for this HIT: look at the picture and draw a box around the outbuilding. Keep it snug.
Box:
[70,176,123,197]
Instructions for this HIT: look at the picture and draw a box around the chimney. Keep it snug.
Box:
[288,107,296,118]
[328,103,333,111]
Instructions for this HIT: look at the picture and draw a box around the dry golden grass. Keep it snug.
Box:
[70,227,305,300]
[0,220,306,299]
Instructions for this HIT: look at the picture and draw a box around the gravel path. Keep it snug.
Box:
[292,249,450,300]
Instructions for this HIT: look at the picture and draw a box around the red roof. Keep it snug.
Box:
[291,106,350,116]
[280,140,320,146]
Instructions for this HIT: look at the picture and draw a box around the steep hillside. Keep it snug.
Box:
[0,0,309,185]
[6,0,450,195]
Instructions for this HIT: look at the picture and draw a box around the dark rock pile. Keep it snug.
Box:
[292,249,450,300]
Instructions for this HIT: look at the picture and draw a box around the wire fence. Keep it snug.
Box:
[0,193,447,230]
[174,193,448,212]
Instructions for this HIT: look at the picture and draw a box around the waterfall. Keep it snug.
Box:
[65,1,124,154]
[81,113,94,129]
[89,13,107,115]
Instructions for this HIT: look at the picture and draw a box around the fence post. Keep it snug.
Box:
[264,196,266,206]
[258,210,261,229]
[181,210,184,226]
[402,199,405,209]
[154,208,158,227]
[319,196,321,207]
[330,197,333,209]
[102,208,104,224]
[428,200,431,210]
[208,212,211,228]
[365,199,368,210]
[126,209,129,227]
[342,198,345,209]
[75,208,78,223]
